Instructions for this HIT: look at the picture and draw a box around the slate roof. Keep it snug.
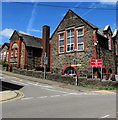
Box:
[12,30,42,49]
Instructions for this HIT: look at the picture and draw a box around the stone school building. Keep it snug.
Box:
[1,10,118,80]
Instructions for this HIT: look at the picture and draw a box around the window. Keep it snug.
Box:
[77,28,84,51]
[64,67,76,76]
[28,49,33,57]
[11,50,14,57]
[59,33,64,53]
[14,49,18,57]
[67,29,74,52]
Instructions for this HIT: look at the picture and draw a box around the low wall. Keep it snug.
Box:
[12,67,118,89]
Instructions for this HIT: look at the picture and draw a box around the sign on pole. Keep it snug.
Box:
[90,59,103,68]
[90,59,103,79]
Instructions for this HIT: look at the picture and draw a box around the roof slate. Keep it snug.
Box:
[16,31,42,49]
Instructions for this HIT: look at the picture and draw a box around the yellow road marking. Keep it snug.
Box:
[92,90,116,94]
[0,90,25,104]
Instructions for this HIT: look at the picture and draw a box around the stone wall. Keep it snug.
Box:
[12,67,118,88]
[50,10,95,77]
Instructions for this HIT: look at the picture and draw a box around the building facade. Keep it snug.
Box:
[6,25,50,71]
[50,10,117,80]
[1,9,118,80]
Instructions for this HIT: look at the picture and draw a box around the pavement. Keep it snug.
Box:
[0,70,117,103]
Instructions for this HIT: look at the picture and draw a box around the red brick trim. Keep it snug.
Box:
[62,65,78,76]
[24,43,27,69]
[93,32,97,59]
[50,43,52,72]
[64,31,67,53]
[17,40,21,68]
[74,28,77,50]
[84,28,87,51]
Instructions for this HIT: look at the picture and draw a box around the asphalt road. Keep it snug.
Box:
[1,73,116,118]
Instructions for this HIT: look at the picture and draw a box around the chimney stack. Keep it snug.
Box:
[42,25,50,67]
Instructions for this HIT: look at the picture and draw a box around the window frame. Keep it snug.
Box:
[76,27,84,51]
[66,29,74,52]
[58,32,64,53]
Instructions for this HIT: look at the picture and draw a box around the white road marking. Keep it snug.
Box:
[100,115,110,118]
[38,96,48,99]
[41,88,68,94]
[11,80,30,86]
[21,97,33,100]
[0,77,5,79]
[50,95,61,97]
[62,94,71,96]
[26,82,37,86]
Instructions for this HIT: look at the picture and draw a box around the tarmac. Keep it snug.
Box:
[0,70,117,103]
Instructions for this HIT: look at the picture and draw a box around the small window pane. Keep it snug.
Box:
[78,36,84,43]
[60,40,64,46]
[71,37,74,43]
[60,33,64,39]
[60,47,64,52]
[67,45,70,51]
[67,38,70,44]
[78,44,84,50]
[67,30,70,36]
[78,29,83,36]
[71,29,74,36]
[71,44,74,51]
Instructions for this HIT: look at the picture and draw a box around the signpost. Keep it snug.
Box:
[44,52,48,79]
[90,59,103,80]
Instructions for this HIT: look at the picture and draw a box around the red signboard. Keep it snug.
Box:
[90,59,103,68]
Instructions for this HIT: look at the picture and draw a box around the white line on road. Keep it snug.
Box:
[11,80,30,86]
[50,95,61,97]
[42,88,68,94]
[38,96,48,99]
[100,115,110,118]
[21,97,33,100]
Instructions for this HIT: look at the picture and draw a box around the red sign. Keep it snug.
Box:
[90,59,103,68]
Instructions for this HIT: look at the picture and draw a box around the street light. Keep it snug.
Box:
[73,49,79,86]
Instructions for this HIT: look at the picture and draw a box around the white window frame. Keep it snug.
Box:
[59,32,64,53]
[66,29,74,52]
[76,27,84,51]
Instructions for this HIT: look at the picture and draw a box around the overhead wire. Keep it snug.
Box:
[12,2,118,11]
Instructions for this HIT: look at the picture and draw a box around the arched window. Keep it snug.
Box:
[64,67,76,76]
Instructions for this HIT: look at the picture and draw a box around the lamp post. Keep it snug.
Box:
[73,49,78,86]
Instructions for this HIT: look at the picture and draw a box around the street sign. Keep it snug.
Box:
[44,57,48,65]
[90,59,103,68]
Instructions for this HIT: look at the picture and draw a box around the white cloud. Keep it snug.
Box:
[27,29,41,33]
[27,3,37,34]
[0,28,14,38]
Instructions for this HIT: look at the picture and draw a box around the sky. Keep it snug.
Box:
[0,1,117,45]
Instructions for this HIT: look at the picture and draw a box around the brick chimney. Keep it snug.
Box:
[42,25,50,67]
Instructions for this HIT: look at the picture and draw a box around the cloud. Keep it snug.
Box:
[27,3,37,34]
[0,28,14,38]
[98,0,117,3]
[27,29,41,33]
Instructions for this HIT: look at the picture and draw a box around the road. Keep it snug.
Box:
[1,72,116,118]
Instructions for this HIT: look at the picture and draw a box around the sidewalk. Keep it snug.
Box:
[0,91,17,102]
[1,70,116,100]
[1,70,98,92]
